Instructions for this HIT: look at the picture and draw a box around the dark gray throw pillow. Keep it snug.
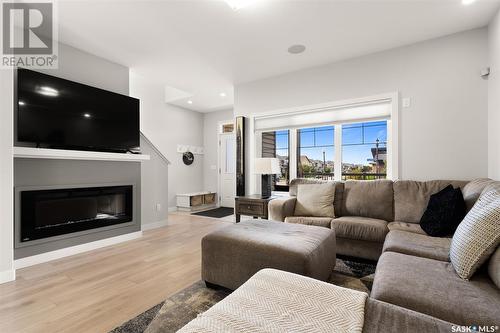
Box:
[420,185,466,237]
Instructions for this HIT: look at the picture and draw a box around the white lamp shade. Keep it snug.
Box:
[254,158,280,175]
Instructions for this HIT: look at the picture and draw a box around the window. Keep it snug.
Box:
[254,95,397,185]
[261,130,289,191]
[297,126,335,180]
[341,121,387,180]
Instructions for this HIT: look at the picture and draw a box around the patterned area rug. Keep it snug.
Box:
[109,256,376,333]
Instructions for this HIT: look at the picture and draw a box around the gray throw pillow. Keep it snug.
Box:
[294,183,335,218]
[450,189,500,280]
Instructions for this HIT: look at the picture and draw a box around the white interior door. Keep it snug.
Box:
[219,133,236,208]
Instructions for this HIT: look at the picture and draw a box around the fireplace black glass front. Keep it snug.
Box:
[20,185,133,242]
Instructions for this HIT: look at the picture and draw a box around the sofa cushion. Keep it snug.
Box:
[419,185,466,237]
[371,252,500,326]
[289,178,344,216]
[462,178,495,212]
[341,180,394,221]
[294,183,336,217]
[393,180,468,223]
[382,230,451,261]
[332,216,388,243]
[488,246,500,289]
[363,298,454,333]
[285,216,333,228]
[387,221,426,235]
[450,189,500,280]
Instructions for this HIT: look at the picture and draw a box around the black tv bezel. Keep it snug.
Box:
[14,68,140,153]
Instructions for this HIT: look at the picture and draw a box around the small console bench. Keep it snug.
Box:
[176,191,216,212]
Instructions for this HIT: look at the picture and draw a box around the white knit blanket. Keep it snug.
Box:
[177,268,368,333]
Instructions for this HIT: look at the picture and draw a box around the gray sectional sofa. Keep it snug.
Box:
[180,178,499,331]
[268,177,500,327]
[269,178,483,260]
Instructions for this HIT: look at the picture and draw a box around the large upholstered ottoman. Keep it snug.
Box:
[202,219,336,290]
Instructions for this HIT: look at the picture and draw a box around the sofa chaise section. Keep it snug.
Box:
[371,252,500,326]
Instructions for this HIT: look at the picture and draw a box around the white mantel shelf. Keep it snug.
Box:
[13,147,150,162]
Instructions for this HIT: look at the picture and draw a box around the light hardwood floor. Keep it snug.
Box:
[0,213,229,333]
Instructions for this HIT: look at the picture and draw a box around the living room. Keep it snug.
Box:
[0,0,499,332]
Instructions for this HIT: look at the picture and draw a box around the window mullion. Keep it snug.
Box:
[289,129,298,181]
[334,124,342,181]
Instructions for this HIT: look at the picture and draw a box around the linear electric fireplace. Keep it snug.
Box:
[20,185,133,242]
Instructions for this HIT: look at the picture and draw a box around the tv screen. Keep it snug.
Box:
[16,68,140,153]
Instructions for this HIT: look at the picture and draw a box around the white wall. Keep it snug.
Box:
[130,72,204,210]
[140,135,169,228]
[0,69,14,283]
[37,43,129,95]
[203,109,234,197]
[489,9,500,181]
[235,28,488,186]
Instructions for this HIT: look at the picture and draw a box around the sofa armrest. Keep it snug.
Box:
[268,197,297,222]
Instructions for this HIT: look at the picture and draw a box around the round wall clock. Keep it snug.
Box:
[182,151,194,165]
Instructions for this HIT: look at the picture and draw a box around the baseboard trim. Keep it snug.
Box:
[141,220,168,231]
[168,206,177,212]
[0,269,16,284]
[14,231,143,269]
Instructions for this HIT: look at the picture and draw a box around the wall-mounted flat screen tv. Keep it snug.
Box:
[16,68,140,153]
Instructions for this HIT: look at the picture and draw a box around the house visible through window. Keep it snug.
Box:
[342,121,387,180]
[261,130,289,191]
[297,126,335,180]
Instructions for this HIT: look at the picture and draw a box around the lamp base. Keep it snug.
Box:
[261,174,272,198]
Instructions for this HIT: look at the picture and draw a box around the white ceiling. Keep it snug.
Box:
[57,0,500,112]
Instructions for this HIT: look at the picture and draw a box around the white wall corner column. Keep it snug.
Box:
[387,92,400,180]
[0,68,15,283]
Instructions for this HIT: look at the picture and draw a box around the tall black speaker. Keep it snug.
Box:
[235,116,245,196]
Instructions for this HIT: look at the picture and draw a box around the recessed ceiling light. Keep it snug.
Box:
[224,0,259,11]
[219,92,227,97]
[462,0,476,5]
[37,86,59,97]
[288,44,306,54]
[187,100,193,104]
[83,113,91,118]
[18,101,25,106]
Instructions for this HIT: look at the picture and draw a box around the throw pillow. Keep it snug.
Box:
[294,183,335,218]
[420,185,466,237]
[450,189,500,280]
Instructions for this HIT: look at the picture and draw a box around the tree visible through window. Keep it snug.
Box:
[297,126,335,180]
[342,121,387,180]
[261,130,289,191]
